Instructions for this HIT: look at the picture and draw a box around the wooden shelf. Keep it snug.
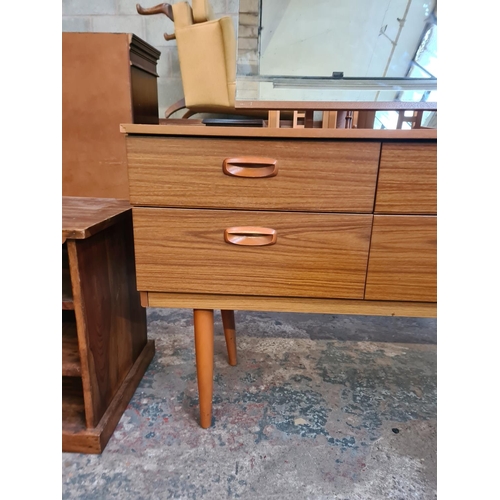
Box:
[62,197,153,454]
[62,317,81,377]
[62,377,86,434]
[62,246,74,310]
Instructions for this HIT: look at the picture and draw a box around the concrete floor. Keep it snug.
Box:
[62,309,437,500]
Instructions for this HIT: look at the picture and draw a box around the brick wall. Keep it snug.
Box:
[62,0,241,117]
[235,0,261,100]
[237,0,259,76]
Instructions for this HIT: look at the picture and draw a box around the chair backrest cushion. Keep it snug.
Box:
[172,2,194,29]
[192,0,214,23]
[175,16,236,109]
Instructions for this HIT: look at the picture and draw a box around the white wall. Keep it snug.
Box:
[257,0,436,102]
[260,0,435,77]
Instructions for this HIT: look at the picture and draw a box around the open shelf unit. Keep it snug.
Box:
[62,197,155,454]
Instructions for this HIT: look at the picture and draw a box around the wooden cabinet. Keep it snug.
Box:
[122,124,437,318]
[62,197,155,454]
[368,142,437,302]
[121,125,437,429]
[62,33,161,200]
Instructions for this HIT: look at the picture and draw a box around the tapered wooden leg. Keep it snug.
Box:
[221,309,237,366]
[193,309,214,428]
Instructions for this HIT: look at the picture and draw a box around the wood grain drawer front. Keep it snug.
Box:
[133,208,373,299]
[365,216,437,302]
[127,136,380,213]
[375,142,437,214]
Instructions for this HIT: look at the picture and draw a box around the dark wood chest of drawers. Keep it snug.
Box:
[63,33,160,200]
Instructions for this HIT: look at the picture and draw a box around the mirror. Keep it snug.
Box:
[236,0,437,107]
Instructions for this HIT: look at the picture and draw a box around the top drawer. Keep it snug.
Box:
[375,142,437,214]
[126,136,380,213]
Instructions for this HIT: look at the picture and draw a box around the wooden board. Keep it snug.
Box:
[62,197,131,241]
[120,123,437,139]
[146,292,436,318]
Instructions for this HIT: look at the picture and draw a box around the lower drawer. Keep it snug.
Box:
[133,208,373,299]
[365,215,437,302]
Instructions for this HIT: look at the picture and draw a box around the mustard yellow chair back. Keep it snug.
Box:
[137,1,237,117]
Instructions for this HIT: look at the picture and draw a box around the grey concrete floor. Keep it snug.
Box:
[62,309,437,500]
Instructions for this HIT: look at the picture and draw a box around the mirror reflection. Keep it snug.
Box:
[236,0,437,105]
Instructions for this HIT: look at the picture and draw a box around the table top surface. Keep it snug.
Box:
[62,197,131,241]
[120,123,437,140]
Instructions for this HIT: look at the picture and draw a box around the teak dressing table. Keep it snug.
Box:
[120,123,437,428]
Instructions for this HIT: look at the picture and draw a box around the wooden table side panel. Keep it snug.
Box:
[127,137,380,212]
[72,213,147,427]
[365,215,437,302]
[67,239,97,428]
[133,208,373,299]
[375,143,437,214]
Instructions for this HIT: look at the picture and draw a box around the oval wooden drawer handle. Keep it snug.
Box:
[224,227,277,246]
[222,157,278,178]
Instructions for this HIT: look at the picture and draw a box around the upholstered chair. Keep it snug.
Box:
[137,0,238,119]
